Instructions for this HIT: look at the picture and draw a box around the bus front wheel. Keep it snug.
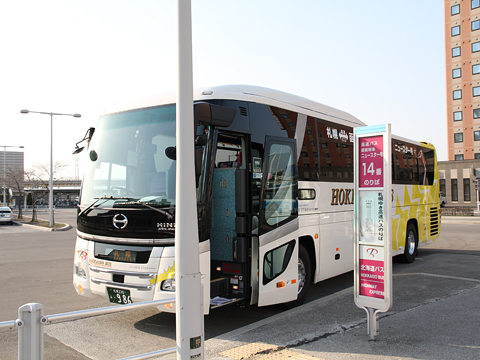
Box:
[402,223,417,263]
[285,245,311,309]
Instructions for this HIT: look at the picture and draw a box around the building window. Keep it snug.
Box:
[440,179,446,195]
[451,179,458,201]
[452,4,460,15]
[473,20,480,31]
[454,111,463,121]
[475,109,480,118]
[453,89,462,99]
[474,64,480,75]
[473,0,480,10]
[474,87,480,97]
[475,153,480,159]
[454,133,464,143]
[464,179,471,201]
[475,130,480,141]
[455,154,464,161]
[474,42,480,52]
[452,25,461,36]
[453,68,462,78]
[452,46,461,57]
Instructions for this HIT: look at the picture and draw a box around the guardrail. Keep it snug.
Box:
[0,298,176,360]
[441,207,477,216]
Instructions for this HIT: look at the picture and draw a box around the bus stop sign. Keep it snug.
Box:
[354,124,393,340]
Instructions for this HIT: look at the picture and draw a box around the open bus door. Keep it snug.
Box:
[257,137,299,306]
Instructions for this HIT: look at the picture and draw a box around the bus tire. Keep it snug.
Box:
[285,245,311,309]
[402,223,417,263]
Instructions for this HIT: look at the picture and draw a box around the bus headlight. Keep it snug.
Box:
[161,277,175,291]
[75,264,86,279]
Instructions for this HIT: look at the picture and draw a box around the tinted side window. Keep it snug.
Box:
[392,140,420,185]
[421,147,435,185]
[249,103,289,146]
[317,119,354,182]
[297,119,320,181]
[263,240,295,285]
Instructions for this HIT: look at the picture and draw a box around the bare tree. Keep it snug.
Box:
[26,160,70,223]
[6,168,25,219]
[24,170,48,222]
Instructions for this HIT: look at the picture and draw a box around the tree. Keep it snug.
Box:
[6,168,25,219]
[26,160,70,223]
[24,170,48,222]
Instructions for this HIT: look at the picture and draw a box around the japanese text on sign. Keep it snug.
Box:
[359,245,385,299]
[359,191,385,244]
[359,136,383,188]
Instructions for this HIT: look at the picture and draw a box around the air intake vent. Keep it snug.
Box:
[429,207,439,236]
[239,107,248,116]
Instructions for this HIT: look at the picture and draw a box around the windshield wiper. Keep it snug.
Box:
[78,195,132,217]
[120,200,175,220]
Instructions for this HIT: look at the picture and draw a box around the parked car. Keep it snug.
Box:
[0,206,14,225]
[439,192,447,208]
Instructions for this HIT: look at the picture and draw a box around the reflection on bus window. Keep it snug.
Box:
[265,143,295,226]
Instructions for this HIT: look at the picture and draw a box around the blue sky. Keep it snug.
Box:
[1,1,446,178]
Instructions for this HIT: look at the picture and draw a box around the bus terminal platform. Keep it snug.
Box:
[184,216,480,360]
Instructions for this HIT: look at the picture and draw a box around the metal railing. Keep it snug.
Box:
[0,298,176,360]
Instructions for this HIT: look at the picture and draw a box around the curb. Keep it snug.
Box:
[13,220,71,232]
[441,216,480,225]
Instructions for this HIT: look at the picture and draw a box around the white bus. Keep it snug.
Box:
[73,85,441,313]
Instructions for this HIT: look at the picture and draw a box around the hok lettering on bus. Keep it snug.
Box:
[331,189,354,206]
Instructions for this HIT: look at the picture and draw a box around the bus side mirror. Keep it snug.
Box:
[194,102,236,128]
[73,127,96,154]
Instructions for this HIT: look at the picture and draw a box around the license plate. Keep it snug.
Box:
[107,287,132,304]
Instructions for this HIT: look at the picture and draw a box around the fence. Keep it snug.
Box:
[0,298,176,360]
[440,207,477,216]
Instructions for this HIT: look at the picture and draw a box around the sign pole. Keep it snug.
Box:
[354,124,393,340]
[175,1,204,359]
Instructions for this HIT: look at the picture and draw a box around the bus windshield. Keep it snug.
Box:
[81,104,181,208]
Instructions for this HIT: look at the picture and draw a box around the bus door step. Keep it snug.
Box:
[210,296,243,309]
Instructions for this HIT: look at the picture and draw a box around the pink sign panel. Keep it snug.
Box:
[359,136,384,188]
[359,258,385,299]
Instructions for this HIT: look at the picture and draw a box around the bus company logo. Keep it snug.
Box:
[366,248,379,257]
[157,222,175,231]
[77,250,87,260]
[113,214,128,229]
[331,189,354,206]
[89,258,112,268]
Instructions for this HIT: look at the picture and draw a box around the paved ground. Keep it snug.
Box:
[2,216,479,359]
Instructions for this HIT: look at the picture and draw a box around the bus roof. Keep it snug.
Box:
[104,85,366,128]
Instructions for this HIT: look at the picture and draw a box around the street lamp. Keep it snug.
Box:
[20,110,81,227]
[2,145,24,207]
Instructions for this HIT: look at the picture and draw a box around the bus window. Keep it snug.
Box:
[263,140,297,227]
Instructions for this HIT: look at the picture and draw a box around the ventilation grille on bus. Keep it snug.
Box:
[239,106,248,116]
[429,207,439,236]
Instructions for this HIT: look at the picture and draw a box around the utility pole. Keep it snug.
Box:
[175,1,204,359]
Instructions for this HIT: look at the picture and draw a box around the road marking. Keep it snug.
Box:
[394,272,480,283]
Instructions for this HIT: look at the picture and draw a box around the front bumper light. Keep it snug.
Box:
[161,277,176,291]
[75,264,86,279]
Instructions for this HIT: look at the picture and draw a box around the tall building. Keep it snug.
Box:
[0,151,24,179]
[445,0,480,160]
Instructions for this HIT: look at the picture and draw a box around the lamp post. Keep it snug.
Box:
[2,145,24,207]
[20,110,81,227]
